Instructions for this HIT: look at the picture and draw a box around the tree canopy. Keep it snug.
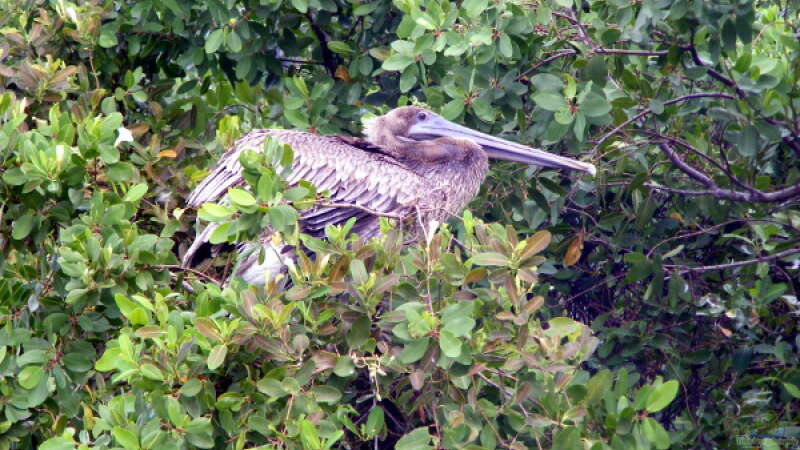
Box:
[0,0,798,448]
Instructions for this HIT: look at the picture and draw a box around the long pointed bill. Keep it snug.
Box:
[409,115,596,176]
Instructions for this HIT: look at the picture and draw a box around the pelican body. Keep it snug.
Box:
[182,106,595,284]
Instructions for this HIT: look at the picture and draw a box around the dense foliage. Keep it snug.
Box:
[1,0,798,448]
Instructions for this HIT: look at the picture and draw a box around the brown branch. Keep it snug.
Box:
[783,136,800,158]
[647,132,760,196]
[304,11,337,77]
[594,48,668,56]
[665,246,800,273]
[564,273,626,303]
[646,218,798,258]
[155,264,222,286]
[592,93,736,152]
[687,44,746,99]
[277,57,326,66]
[517,50,577,81]
[654,143,800,202]
[658,143,715,187]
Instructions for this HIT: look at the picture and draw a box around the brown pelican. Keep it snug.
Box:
[182,106,595,285]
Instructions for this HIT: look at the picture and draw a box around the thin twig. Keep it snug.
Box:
[665,246,800,273]
[277,57,326,66]
[688,44,746,99]
[517,50,577,80]
[646,218,797,258]
[564,273,626,302]
[155,264,222,286]
[592,93,736,152]
[658,143,714,187]
[656,143,800,202]
[304,11,337,77]
[594,48,668,56]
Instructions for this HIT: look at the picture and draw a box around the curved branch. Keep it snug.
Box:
[518,50,577,81]
[665,247,800,273]
[653,143,800,202]
[592,93,736,152]
[687,44,746,99]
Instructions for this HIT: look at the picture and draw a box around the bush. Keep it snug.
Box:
[1,0,798,448]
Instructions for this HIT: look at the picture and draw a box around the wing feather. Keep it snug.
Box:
[183,129,433,268]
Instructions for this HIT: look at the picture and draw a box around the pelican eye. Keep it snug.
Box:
[416,112,428,121]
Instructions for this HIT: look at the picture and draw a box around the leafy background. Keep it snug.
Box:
[0,0,798,448]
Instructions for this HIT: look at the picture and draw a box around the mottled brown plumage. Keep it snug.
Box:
[182,106,595,285]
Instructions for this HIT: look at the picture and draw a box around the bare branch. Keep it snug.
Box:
[646,132,761,196]
[666,247,800,273]
[688,44,747,99]
[652,143,800,202]
[658,143,715,187]
[594,48,668,56]
[646,218,799,258]
[156,264,222,287]
[592,93,736,152]
[517,50,577,81]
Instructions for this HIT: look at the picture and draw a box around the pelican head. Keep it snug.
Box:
[365,106,596,175]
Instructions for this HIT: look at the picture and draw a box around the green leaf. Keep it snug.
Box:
[225,29,242,52]
[98,30,118,48]
[498,34,512,58]
[441,98,464,120]
[642,417,670,450]
[209,222,233,244]
[584,369,612,405]
[311,385,342,404]
[267,204,298,232]
[346,316,371,349]
[140,363,164,381]
[256,378,288,398]
[580,92,611,117]
[470,252,510,266]
[328,41,353,54]
[783,382,800,398]
[462,0,488,17]
[228,188,256,207]
[124,183,148,202]
[180,379,203,397]
[290,0,308,13]
[95,348,121,371]
[396,427,434,450]
[299,419,322,450]
[382,54,415,71]
[532,92,567,112]
[399,338,429,364]
[365,406,385,436]
[18,365,44,389]
[207,344,227,370]
[11,212,34,240]
[205,29,224,54]
[439,330,462,358]
[721,19,737,52]
[471,98,495,122]
[112,427,140,450]
[39,437,76,450]
[646,380,679,413]
[442,316,475,337]
[735,13,753,44]
[586,55,608,85]
[198,203,234,222]
[333,356,355,377]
